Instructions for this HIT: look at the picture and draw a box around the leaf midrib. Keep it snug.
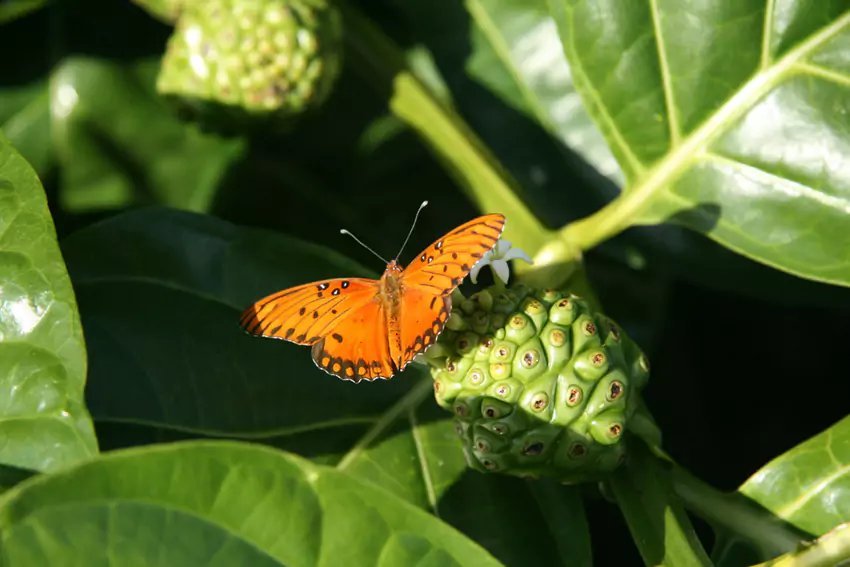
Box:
[563,9,850,247]
[74,275,241,311]
[93,415,376,440]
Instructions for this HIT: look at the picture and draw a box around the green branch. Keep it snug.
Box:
[754,523,850,567]
[339,2,550,257]
[670,463,809,560]
[608,438,712,566]
[634,441,808,561]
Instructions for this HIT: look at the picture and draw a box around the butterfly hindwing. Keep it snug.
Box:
[397,288,452,370]
[397,213,505,367]
[311,300,396,381]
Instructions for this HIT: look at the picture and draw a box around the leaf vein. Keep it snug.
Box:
[408,407,439,516]
[555,3,646,177]
[648,0,680,143]
[775,462,850,519]
[336,378,432,471]
[761,0,777,68]
[795,62,850,89]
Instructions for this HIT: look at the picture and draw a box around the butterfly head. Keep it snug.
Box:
[383,259,404,284]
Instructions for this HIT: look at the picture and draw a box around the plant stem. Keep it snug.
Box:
[669,462,809,559]
[753,523,850,567]
[336,377,433,471]
[339,2,551,257]
[643,442,807,559]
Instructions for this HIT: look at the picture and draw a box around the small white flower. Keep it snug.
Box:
[470,239,533,285]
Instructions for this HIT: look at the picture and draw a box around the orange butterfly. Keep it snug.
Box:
[240,209,505,382]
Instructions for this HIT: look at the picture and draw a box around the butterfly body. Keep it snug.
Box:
[241,214,505,382]
[377,260,404,368]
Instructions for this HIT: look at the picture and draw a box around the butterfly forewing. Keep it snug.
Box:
[398,213,505,368]
[240,277,396,381]
[240,278,378,345]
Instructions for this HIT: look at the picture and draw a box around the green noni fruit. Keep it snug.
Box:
[427,284,649,483]
[156,0,342,126]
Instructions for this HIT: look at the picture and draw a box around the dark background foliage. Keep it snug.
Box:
[2,1,849,565]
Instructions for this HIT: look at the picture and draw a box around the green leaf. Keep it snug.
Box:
[462,0,620,184]
[60,207,415,437]
[739,415,850,536]
[129,0,180,23]
[438,472,593,566]
[553,1,850,287]
[335,382,465,509]
[0,133,98,471]
[334,390,594,566]
[52,57,245,212]
[388,0,850,302]
[0,0,48,24]
[0,82,52,177]
[0,442,501,565]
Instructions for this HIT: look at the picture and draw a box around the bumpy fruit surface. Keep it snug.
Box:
[157,0,342,125]
[428,284,649,483]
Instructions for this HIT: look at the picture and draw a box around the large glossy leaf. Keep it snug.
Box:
[738,415,850,535]
[0,134,97,471]
[377,0,850,309]
[0,442,501,565]
[461,0,619,185]
[336,393,593,566]
[60,207,415,436]
[552,1,850,287]
[62,207,592,565]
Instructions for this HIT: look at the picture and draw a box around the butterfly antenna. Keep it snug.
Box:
[340,229,390,265]
[395,200,429,260]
